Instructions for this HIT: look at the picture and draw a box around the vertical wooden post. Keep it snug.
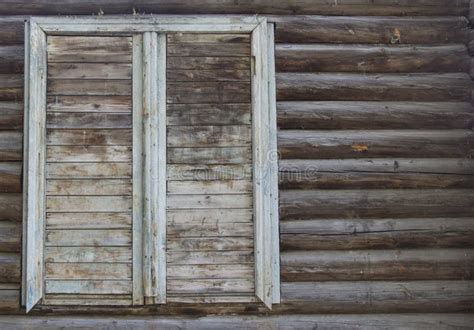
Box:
[252,19,273,309]
[25,19,47,313]
[142,32,167,304]
[132,34,144,305]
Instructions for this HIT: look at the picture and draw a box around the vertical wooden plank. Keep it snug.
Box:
[21,19,30,308]
[252,19,273,309]
[267,22,280,305]
[25,19,47,312]
[132,34,144,305]
[156,33,167,304]
[143,32,166,304]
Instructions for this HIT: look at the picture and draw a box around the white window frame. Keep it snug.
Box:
[23,15,279,312]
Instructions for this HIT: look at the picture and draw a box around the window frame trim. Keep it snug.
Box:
[23,15,279,312]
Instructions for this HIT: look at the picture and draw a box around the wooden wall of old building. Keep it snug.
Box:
[0,0,473,323]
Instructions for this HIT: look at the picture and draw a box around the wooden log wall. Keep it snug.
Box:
[0,0,473,318]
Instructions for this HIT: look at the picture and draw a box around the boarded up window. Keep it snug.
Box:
[23,17,279,312]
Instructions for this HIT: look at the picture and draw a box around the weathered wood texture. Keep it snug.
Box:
[43,35,134,306]
[166,33,255,302]
[0,3,472,318]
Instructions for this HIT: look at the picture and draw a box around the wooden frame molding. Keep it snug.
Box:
[23,15,279,312]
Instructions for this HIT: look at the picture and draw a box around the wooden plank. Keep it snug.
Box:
[167,43,250,57]
[46,212,131,229]
[0,2,470,15]
[167,33,250,44]
[0,45,23,74]
[167,209,253,224]
[168,278,254,294]
[0,74,22,101]
[279,158,474,175]
[280,189,474,220]
[167,194,252,209]
[167,82,251,104]
[167,103,251,126]
[0,101,23,130]
[278,130,474,159]
[273,16,469,44]
[0,162,21,193]
[167,180,252,195]
[0,253,21,283]
[45,246,131,263]
[276,44,470,73]
[168,251,254,265]
[47,36,132,62]
[167,264,254,279]
[24,20,47,312]
[47,95,131,113]
[45,229,131,246]
[277,101,474,130]
[276,73,472,102]
[0,193,21,221]
[167,69,250,82]
[278,281,474,313]
[280,249,474,282]
[48,63,132,79]
[46,179,132,196]
[0,290,19,312]
[47,146,132,162]
[4,314,474,328]
[47,79,132,96]
[167,164,252,181]
[168,147,251,164]
[168,221,253,237]
[45,263,132,280]
[0,222,21,252]
[132,33,144,305]
[167,57,250,70]
[0,131,22,161]
[0,17,24,45]
[167,125,251,147]
[280,218,474,250]
[45,280,132,295]
[47,113,132,129]
[46,196,132,212]
[167,237,254,252]
[46,162,131,179]
[47,129,131,146]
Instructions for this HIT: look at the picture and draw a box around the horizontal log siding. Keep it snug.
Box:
[0,2,473,316]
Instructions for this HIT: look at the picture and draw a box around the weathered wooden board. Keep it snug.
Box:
[46,146,132,162]
[0,162,21,193]
[276,44,470,73]
[46,162,131,179]
[280,218,474,250]
[0,45,23,73]
[45,280,132,295]
[0,132,22,161]
[167,209,253,224]
[46,196,132,212]
[278,130,474,159]
[277,101,474,130]
[45,263,132,280]
[280,189,474,220]
[167,43,250,57]
[46,179,132,196]
[280,249,474,281]
[167,104,251,126]
[47,96,131,113]
[167,264,254,279]
[167,237,254,251]
[0,222,21,252]
[46,213,131,229]
[273,16,469,44]
[167,82,251,103]
[48,63,132,79]
[0,193,21,221]
[0,253,20,283]
[47,80,132,96]
[167,126,251,147]
[277,73,472,102]
[45,229,131,246]
[167,194,252,209]
[47,113,132,129]
[45,247,132,263]
[47,129,132,145]
[168,147,251,164]
[168,251,254,265]
[167,180,252,195]
[0,74,22,101]
[167,164,252,181]
[167,34,250,44]
[168,278,254,294]
[167,57,250,70]
[168,221,253,237]
[47,36,132,62]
